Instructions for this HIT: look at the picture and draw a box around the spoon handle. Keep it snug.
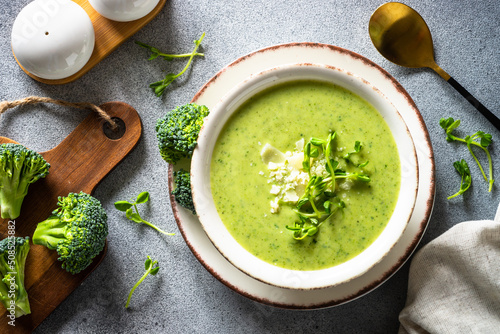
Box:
[447,76,500,131]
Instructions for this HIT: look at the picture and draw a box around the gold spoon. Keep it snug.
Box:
[368,2,500,130]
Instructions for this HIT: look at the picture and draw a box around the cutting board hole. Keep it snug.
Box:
[103,117,126,139]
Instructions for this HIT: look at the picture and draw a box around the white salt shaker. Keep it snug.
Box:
[88,0,160,22]
[11,0,95,80]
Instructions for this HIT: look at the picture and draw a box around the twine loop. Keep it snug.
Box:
[0,96,118,130]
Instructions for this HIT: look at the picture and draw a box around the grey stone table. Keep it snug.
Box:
[1,0,499,333]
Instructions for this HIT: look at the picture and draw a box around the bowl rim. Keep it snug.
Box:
[191,62,419,290]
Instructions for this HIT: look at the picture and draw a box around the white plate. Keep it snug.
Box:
[168,43,435,309]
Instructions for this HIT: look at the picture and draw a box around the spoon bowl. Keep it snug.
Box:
[368,2,500,130]
[368,2,447,78]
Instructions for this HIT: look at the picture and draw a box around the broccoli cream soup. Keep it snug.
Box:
[210,80,400,271]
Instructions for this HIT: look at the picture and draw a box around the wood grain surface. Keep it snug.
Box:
[13,0,167,85]
[0,101,142,333]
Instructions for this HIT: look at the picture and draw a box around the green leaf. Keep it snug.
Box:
[310,148,319,158]
[323,191,335,198]
[334,169,347,176]
[306,227,318,236]
[114,201,132,212]
[325,159,339,174]
[136,191,150,204]
[304,142,311,156]
[354,141,361,152]
[356,174,371,182]
[145,257,152,269]
[439,117,460,132]
[448,159,472,199]
[477,131,492,147]
[302,159,310,172]
[339,200,346,209]
[358,161,369,168]
[324,200,331,214]
[310,138,325,146]
[129,212,143,224]
[150,267,160,275]
[297,198,309,209]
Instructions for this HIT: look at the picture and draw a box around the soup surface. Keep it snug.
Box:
[210,80,400,270]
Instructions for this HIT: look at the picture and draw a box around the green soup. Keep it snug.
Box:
[210,80,400,271]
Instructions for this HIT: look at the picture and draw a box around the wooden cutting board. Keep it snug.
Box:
[0,101,142,333]
[13,0,167,85]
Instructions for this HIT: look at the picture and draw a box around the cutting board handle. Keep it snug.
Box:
[0,101,141,333]
[1,101,142,236]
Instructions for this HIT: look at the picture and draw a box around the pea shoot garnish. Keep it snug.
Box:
[286,133,370,240]
[447,159,472,199]
[440,117,494,193]
[115,191,175,236]
[136,32,205,97]
[125,256,160,308]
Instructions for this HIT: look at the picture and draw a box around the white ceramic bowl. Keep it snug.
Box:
[191,63,419,290]
[88,0,160,22]
[11,0,95,80]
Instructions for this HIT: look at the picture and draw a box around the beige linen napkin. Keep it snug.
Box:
[399,205,500,333]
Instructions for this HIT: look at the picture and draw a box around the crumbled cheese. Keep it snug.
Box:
[310,157,328,177]
[270,184,281,195]
[261,143,286,164]
[295,138,305,152]
[260,140,310,213]
[270,198,280,213]
[339,179,353,190]
[283,189,299,203]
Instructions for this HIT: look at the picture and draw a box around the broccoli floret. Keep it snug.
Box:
[32,192,108,275]
[0,143,50,219]
[0,236,30,318]
[172,169,195,214]
[155,103,209,164]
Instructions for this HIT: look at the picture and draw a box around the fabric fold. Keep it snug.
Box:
[399,207,500,334]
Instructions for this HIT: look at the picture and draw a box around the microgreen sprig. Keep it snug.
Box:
[343,141,369,167]
[135,41,204,61]
[447,159,472,199]
[115,191,174,236]
[125,256,160,308]
[287,133,370,240]
[140,32,205,97]
[440,117,494,192]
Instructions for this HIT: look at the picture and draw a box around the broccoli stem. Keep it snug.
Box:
[0,176,29,219]
[0,237,31,317]
[12,248,30,317]
[32,216,68,249]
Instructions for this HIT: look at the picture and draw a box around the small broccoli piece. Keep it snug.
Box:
[172,169,195,214]
[0,143,50,219]
[32,192,108,275]
[155,103,209,164]
[0,236,30,318]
